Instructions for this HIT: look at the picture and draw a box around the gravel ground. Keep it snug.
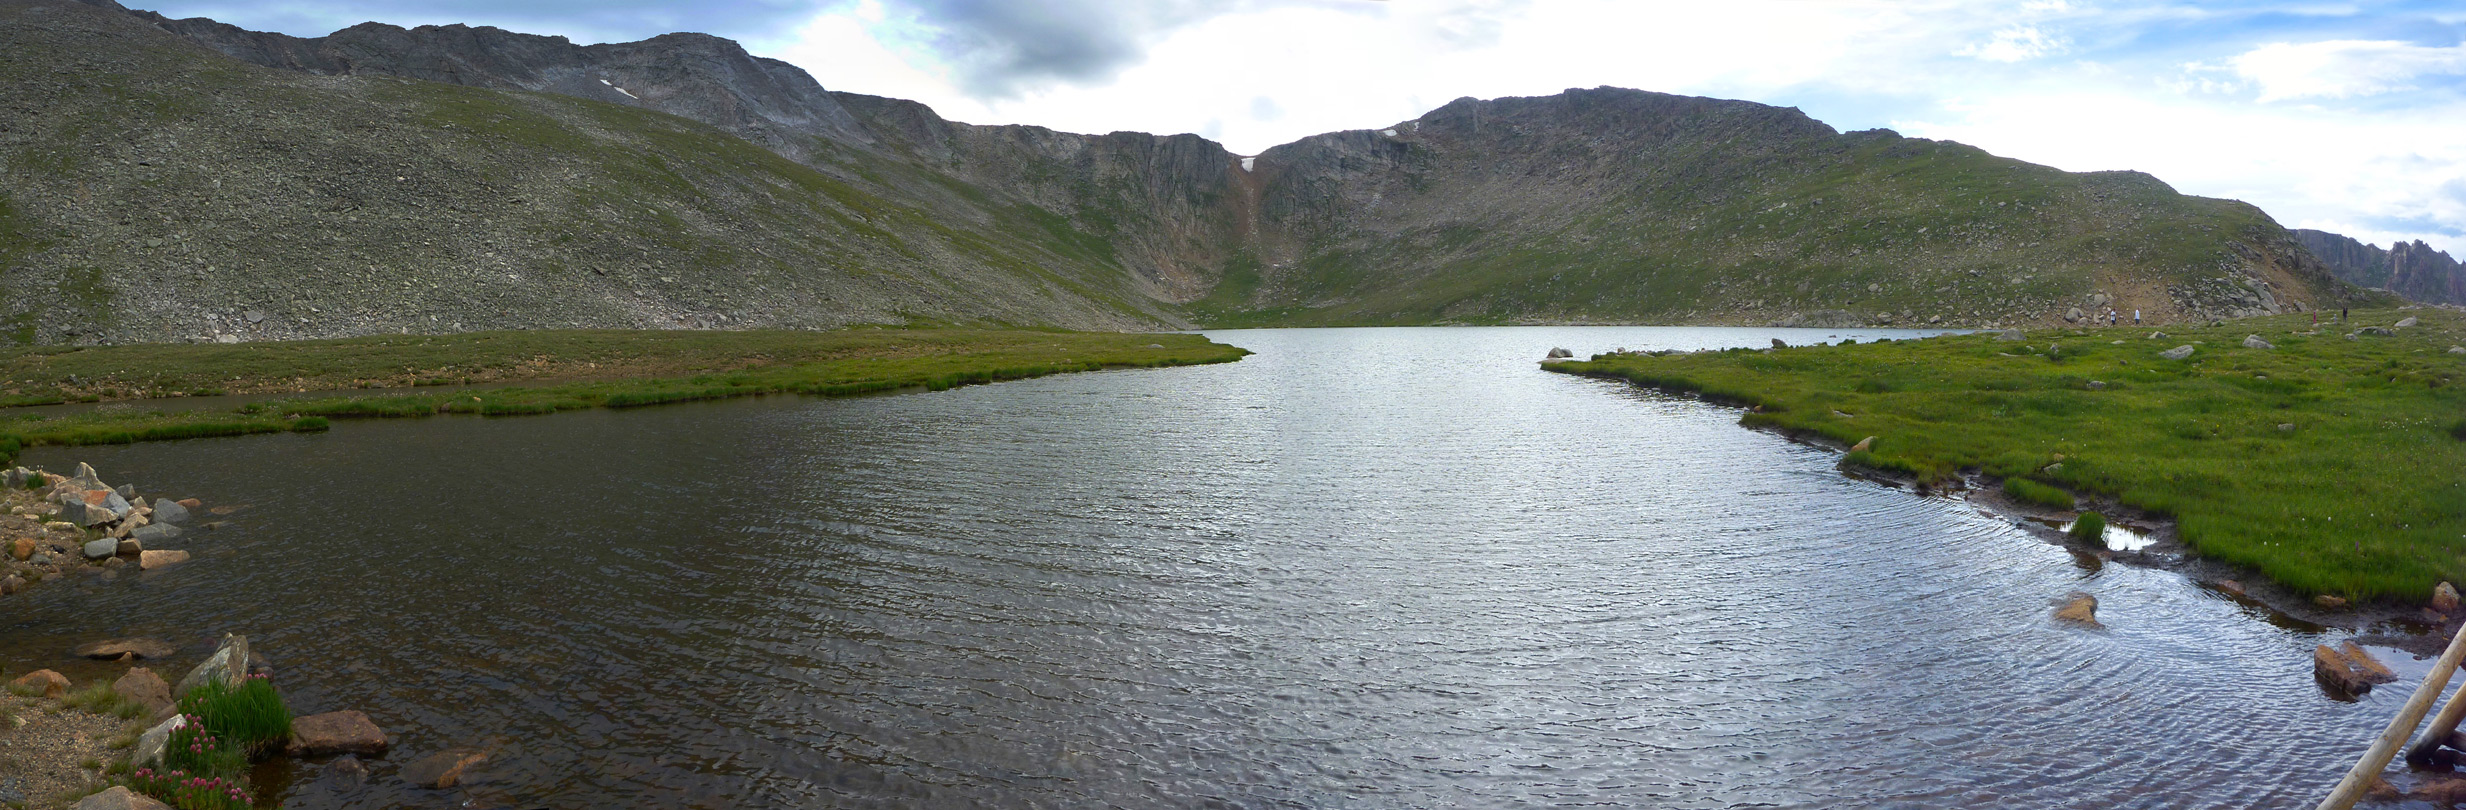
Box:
[0,692,123,809]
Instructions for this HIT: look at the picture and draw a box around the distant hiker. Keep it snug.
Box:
[2342,307,2349,323]
[2133,309,2140,325]
[2108,310,2117,326]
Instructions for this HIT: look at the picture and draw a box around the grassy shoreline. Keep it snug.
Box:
[1544,308,2466,603]
[0,328,1249,466]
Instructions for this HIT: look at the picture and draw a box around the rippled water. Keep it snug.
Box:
[1,327,2434,808]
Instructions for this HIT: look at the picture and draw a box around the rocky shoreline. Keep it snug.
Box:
[2,463,219,601]
[0,463,489,809]
[1675,390,2466,692]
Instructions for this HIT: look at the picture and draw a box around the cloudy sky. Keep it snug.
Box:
[142,0,2466,255]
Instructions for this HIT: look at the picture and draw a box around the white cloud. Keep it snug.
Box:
[1897,91,2466,255]
[1956,25,2069,62]
[748,0,2465,255]
[2232,40,2466,101]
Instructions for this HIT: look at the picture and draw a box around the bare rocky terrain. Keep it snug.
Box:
[0,0,2389,345]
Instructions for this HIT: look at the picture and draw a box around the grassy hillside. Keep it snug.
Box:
[0,328,1249,462]
[0,0,1176,346]
[1545,308,2466,601]
[1218,90,2375,329]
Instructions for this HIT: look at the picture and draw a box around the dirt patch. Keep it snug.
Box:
[0,692,128,809]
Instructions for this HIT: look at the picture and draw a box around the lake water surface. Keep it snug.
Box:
[1,327,2431,808]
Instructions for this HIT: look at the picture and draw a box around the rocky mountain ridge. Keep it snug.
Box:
[0,0,2388,345]
[2293,229,2464,306]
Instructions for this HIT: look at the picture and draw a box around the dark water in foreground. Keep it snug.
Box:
[1,327,2435,808]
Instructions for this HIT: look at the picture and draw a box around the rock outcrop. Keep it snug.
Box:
[2296,229,2465,305]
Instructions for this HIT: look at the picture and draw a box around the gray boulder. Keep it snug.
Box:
[68,462,105,491]
[2243,335,2274,350]
[1996,329,2025,341]
[130,523,182,542]
[114,484,135,500]
[150,498,190,524]
[2359,326,2396,336]
[2064,307,2084,322]
[2160,345,2196,360]
[83,538,119,559]
[175,633,250,697]
[1545,347,1572,359]
[2449,346,2465,355]
[130,714,187,769]
[1771,338,1788,349]
[2397,316,2419,328]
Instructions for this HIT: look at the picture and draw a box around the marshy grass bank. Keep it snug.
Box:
[1545,308,2466,603]
[0,328,1249,465]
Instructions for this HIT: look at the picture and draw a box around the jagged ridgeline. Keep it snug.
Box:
[0,0,2376,344]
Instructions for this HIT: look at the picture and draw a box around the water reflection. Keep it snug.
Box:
[0,326,2425,808]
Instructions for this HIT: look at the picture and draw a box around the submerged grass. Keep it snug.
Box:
[0,328,1248,465]
[1546,308,2466,602]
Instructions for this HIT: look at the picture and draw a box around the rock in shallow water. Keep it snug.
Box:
[402,749,487,789]
[148,499,190,524]
[74,638,176,659]
[137,549,189,570]
[2055,593,2102,628]
[82,538,117,559]
[2316,641,2400,696]
[288,710,390,757]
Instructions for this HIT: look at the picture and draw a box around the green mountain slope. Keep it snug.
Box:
[0,1,2389,345]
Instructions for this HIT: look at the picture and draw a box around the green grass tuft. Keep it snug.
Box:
[2004,477,2077,510]
[2070,511,2107,542]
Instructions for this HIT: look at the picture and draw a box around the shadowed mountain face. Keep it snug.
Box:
[2295,229,2465,306]
[0,0,2384,345]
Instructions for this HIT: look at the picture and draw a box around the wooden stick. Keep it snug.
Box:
[2409,640,2466,766]
[2318,620,2466,810]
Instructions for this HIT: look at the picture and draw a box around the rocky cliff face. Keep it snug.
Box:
[0,0,2387,345]
[2294,229,2463,305]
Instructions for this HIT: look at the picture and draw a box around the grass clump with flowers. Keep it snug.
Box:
[125,673,291,809]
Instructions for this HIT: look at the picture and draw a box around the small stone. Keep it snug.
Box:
[2316,594,2349,609]
[2359,326,2395,336]
[73,638,177,659]
[2159,345,2195,360]
[2148,331,2166,339]
[1,575,22,595]
[116,538,141,555]
[71,786,171,810]
[2085,380,2106,390]
[2397,316,2419,328]
[2055,593,2102,628]
[8,669,69,698]
[1850,436,1875,453]
[2242,334,2274,350]
[401,749,488,789]
[11,537,32,560]
[175,498,201,510]
[287,710,391,756]
[2277,423,2295,432]
[83,538,118,559]
[2436,582,2461,614]
[112,667,172,714]
[138,549,190,569]
[2449,346,2465,355]
[42,521,75,532]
